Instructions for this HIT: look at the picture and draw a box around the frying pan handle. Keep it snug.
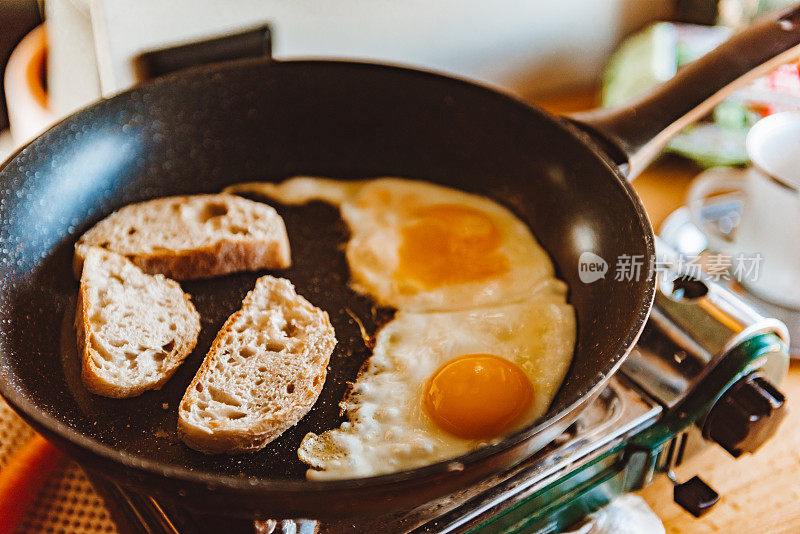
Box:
[134,24,272,81]
[569,4,800,179]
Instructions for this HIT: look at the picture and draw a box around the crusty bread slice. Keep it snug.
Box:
[178,276,336,454]
[76,247,201,398]
[74,194,291,280]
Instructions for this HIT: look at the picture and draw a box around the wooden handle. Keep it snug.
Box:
[570,4,800,179]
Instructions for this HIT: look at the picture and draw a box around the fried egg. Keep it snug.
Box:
[227,177,555,311]
[297,281,575,479]
[226,176,576,478]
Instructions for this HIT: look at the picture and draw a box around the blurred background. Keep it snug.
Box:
[3,0,799,163]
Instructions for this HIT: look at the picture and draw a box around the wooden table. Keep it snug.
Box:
[533,92,800,533]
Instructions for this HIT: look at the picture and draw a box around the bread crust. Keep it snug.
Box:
[76,238,291,282]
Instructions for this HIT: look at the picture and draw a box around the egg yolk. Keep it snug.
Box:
[397,204,509,289]
[423,354,533,439]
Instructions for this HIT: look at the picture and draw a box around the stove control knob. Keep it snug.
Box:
[704,374,787,458]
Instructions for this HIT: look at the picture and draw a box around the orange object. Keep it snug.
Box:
[397,204,510,289]
[23,28,47,109]
[0,434,65,534]
[424,354,533,439]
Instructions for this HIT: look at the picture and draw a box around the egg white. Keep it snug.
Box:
[297,280,575,479]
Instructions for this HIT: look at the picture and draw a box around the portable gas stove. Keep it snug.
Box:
[86,237,790,534]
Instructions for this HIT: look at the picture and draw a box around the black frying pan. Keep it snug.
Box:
[1,7,799,520]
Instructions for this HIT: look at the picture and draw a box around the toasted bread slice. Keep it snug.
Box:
[178,276,336,454]
[76,247,201,398]
[74,194,291,280]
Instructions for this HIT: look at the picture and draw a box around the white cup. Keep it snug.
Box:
[688,111,800,310]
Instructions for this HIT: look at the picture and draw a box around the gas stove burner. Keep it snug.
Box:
[660,206,800,358]
[86,237,790,534]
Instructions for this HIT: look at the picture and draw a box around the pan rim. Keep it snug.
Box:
[0,58,656,494]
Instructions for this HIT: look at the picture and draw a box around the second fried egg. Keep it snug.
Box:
[297,282,575,479]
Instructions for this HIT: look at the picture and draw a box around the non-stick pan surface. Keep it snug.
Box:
[0,59,654,517]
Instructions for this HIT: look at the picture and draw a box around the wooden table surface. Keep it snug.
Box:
[534,92,800,533]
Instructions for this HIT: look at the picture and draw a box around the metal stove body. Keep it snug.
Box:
[91,240,790,534]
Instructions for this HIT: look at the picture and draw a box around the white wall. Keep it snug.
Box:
[46,0,671,117]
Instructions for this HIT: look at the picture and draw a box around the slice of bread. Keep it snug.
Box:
[178,276,336,454]
[76,247,201,398]
[74,194,291,280]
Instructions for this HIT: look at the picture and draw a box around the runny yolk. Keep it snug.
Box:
[423,354,533,439]
[396,204,509,289]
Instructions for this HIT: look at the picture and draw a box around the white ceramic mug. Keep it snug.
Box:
[688,111,800,310]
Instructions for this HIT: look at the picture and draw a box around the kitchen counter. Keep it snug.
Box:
[536,91,800,534]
